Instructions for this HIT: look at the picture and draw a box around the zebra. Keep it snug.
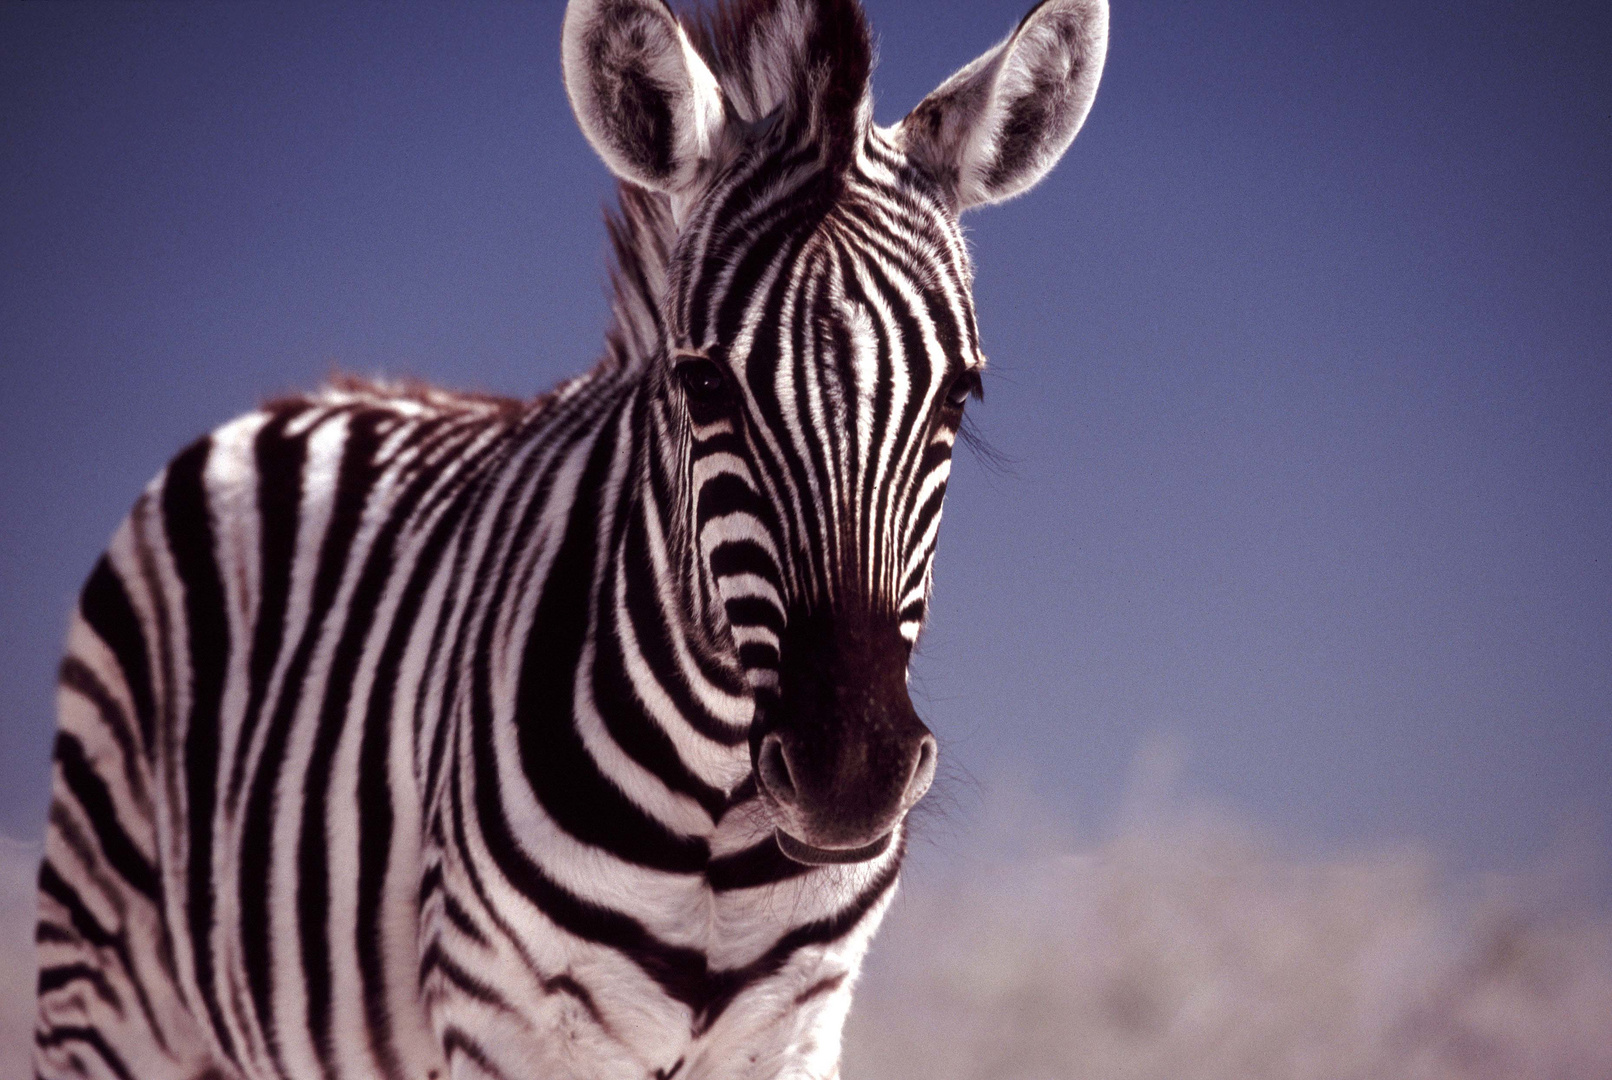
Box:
[33,0,1108,1076]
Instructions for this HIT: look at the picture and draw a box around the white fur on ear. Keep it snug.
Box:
[896,0,1108,211]
[562,0,726,193]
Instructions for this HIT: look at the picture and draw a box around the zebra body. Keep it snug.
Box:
[35,1,1108,1077]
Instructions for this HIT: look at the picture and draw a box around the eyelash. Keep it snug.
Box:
[945,369,982,409]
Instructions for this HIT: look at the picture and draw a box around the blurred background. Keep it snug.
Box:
[2,0,1609,1074]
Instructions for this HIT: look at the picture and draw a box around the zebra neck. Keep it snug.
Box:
[605,379,756,788]
[511,372,755,821]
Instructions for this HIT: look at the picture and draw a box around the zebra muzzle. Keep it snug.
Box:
[755,724,937,864]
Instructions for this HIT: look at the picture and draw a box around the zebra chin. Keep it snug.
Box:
[774,827,896,867]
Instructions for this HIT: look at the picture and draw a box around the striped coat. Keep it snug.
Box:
[35,1,1108,1077]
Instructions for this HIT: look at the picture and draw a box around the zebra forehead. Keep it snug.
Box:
[599,15,980,373]
[724,178,977,348]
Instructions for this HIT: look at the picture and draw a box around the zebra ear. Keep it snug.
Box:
[562,0,727,194]
[896,0,1108,211]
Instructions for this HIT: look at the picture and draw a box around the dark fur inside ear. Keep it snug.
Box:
[900,54,998,204]
[898,0,1108,210]
[980,4,1097,194]
[563,0,725,192]
[591,32,679,180]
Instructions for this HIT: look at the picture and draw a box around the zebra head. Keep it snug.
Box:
[563,0,1108,864]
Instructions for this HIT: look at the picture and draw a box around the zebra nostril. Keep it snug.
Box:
[758,734,798,806]
[903,735,938,810]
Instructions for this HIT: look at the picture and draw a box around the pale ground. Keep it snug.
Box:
[843,799,1612,1080]
[4,782,1608,1079]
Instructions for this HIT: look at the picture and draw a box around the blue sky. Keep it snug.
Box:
[2,0,1608,879]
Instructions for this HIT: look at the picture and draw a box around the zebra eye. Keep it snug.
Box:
[944,370,981,410]
[675,356,730,405]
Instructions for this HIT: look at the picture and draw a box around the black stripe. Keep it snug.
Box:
[831,214,965,511]
[226,407,308,811]
[708,540,778,582]
[35,1025,137,1080]
[904,483,947,578]
[704,836,814,892]
[239,410,373,1074]
[620,507,747,746]
[695,473,767,523]
[77,557,156,752]
[507,405,709,873]
[791,245,847,586]
[737,642,780,670]
[39,821,174,1056]
[727,221,827,586]
[36,922,76,945]
[594,531,730,819]
[442,1027,502,1079]
[58,656,151,818]
[848,247,934,594]
[417,861,443,908]
[440,891,488,946]
[793,971,847,1006]
[419,942,510,1009]
[722,596,786,635]
[37,861,117,949]
[475,674,720,1005]
[689,855,901,1034]
[353,438,468,1079]
[52,732,159,901]
[684,146,821,343]
[542,971,609,1031]
[161,435,239,1065]
[477,668,891,1031]
[37,962,124,1014]
[417,463,503,820]
[421,403,594,816]
[297,411,389,1065]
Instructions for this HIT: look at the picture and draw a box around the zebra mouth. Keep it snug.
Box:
[774,828,893,866]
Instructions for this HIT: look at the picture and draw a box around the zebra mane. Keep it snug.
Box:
[683,0,872,134]
[602,184,676,372]
[599,0,874,372]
